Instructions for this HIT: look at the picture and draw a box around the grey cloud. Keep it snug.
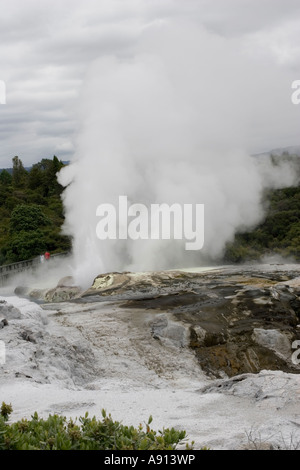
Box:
[0,0,300,167]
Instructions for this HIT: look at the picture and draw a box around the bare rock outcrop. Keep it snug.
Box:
[80,266,300,378]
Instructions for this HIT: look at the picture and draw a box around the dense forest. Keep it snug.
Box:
[0,156,71,264]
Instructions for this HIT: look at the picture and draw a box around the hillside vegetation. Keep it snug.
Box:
[0,156,71,264]
[224,154,300,263]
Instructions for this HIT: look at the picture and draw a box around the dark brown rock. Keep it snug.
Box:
[88,266,300,378]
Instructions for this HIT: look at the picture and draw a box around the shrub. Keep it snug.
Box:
[6,230,47,262]
[0,404,195,450]
[10,204,49,233]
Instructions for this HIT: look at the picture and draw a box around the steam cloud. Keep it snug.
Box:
[58,21,299,288]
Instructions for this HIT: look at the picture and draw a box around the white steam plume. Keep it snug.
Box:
[58,21,299,288]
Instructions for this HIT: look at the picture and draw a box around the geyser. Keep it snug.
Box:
[58,21,299,288]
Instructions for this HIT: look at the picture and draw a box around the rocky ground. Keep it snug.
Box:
[31,263,300,378]
[1,263,300,449]
[109,267,300,378]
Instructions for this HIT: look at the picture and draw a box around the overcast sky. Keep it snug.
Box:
[0,0,300,167]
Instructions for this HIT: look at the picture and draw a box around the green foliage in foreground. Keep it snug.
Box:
[0,402,195,451]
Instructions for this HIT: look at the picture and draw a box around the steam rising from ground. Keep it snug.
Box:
[0,256,75,297]
[58,21,299,288]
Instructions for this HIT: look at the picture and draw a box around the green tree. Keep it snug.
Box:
[0,170,12,186]
[12,156,27,188]
[28,156,64,197]
[6,230,47,262]
[27,164,43,191]
[0,156,70,265]
[10,204,49,233]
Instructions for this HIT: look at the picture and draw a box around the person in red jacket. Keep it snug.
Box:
[44,251,50,261]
